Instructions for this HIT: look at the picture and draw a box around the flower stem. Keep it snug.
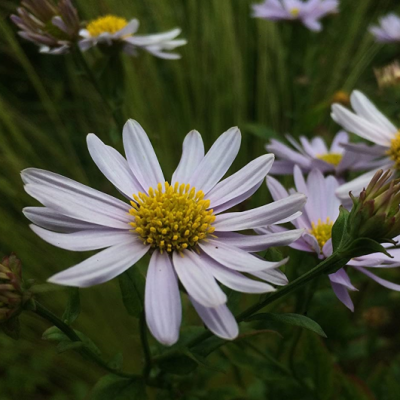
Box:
[73,47,124,129]
[139,310,152,382]
[33,301,138,379]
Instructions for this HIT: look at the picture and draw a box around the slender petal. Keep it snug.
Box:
[48,239,149,287]
[190,296,238,340]
[172,251,227,307]
[330,281,354,311]
[353,266,400,291]
[145,251,181,346]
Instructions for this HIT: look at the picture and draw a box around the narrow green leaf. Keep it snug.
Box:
[118,267,145,318]
[57,341,83,354]
[62,287,80,325]
[90,375,147,400]
[107,352,124,372]
[332,206,350,252]
[344,237,393,259]
[246,313,327,337]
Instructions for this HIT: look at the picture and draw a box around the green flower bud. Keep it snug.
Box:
[0,254,32,323]
[348,170,400,242]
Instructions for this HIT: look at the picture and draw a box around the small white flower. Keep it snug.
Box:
[262,166,400,311]
[22,120,306,345]
[370,13,400,43]
[79,15,187,59]
[266,130,379,177]
[251,0,339,32]
[331,90,398,201]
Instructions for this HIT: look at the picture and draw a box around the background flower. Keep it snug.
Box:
[369,13,400,43]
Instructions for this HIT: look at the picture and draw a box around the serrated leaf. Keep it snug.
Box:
[62,287,80,325]
[90,375,147,400]
[118,267,145,318]
[246,313,327,337]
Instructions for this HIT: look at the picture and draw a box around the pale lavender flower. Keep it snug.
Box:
[260,166,400,311]
[22,120,306,345]
[332,90,399,201]
[251,0,339,32]
[369,13,400,43]
[79,16,187,59]
[11,0,80,55]
[266,131,380,177]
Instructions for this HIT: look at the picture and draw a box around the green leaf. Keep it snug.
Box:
[42,326,69,342]
[118,267,145,318]
[62,287,80,325]
[332,206,350,252]
[107,352,124,372]
[246,313,327,337]
[57,341,83,354]
[90,375,147,400]
[344,237,393,259]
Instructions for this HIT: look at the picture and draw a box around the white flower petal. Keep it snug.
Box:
[87,134,143,198]
[145,251,181,346]
[202,253,276,293]
[23,207,103,232]
[207,154,274,208]
[122,119,164,190]
[199,239,288,272]
[48,239,149,287]
[189,296,238,340]
[172,251,227,307]
[213,193,306,231]
[126,28,182,46]
[250,266,288,286]
[30,225,133,251]
[352,265,400,291]
[188,127,241,194]
[172,130,204,185]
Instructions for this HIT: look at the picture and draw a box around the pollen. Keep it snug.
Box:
[87,15,128,37]
[129,182,216,253]
[309,217,334,250]
[316,153,343,167]
[290,8,300,17]
[386,131,400,169]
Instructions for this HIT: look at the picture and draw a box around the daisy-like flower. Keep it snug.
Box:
[22,120,306,345]
[331,90,398,201]
[369,13,400,43]
[262,166,400,311]
[78,16,187,59]
[11,0,80,55]
[374,61,400,89]
[266,131,381,177]
[251,0,339,32]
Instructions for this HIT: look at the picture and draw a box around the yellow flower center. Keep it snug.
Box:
[290,8,300,17]
[309,217,333,250]
[386,130,400,169]
[129,182,216,254]
[86,15,128,37]
[316,153,343,167]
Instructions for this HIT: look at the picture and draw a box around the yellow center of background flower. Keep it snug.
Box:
[386,130,400,169]
[290,8,300,17]
[129,182,216,254]
[86,15,128,37]
[309,217,333,250]
[316,153,343,166]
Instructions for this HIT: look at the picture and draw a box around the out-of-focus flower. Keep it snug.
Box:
[79,16,187,59]
[266,131,381,177]
[369,13,400,43]
[362,306,390,329]
[22,120,306,345]
[11,0,80,55]
[261,166,400,311]
[0,255,31,323]
[251,0,339,32]
[331,90,398,201]
[374,61,400,89]
[332,90,350,105]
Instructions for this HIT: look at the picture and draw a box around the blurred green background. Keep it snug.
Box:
[1,0,400,399]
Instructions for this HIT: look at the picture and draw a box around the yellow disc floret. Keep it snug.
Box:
[87,15,128,37]
[386,130,400,169]
[309,217,334,250]
[129,182,216,254]
[316,153,343,167]
[290,8,300,17]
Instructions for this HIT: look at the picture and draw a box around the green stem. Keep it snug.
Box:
[139,311,152,382]
[73,47,124,129]
[34,301,138,379]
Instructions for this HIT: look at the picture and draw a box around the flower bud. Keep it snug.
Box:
[0,255,31,323]
[348,170,400,242]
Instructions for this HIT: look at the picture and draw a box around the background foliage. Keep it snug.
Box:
[1,0,400,398]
